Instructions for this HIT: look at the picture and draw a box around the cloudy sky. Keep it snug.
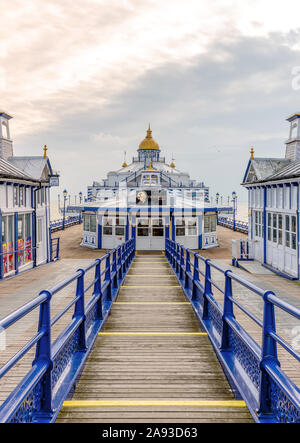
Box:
[1,0,300,203]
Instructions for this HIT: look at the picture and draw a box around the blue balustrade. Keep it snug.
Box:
[50,216,82,232]
[165,238,300,423]
[0,238,135,423]
[218,216,248,234]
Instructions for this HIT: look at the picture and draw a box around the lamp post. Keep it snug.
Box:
[216,192,219,206]
[79,191,83,223]
[232,191,237,231]
[62,189,67,230]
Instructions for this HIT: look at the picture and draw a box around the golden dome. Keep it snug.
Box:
[170,161,175,168]
[122,161,128,167]
[138,124,160,150]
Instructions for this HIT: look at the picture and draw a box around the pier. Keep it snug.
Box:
[0,225,299,423]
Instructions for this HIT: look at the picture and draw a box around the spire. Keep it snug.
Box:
[43,144,48,158]
[250,147,254,159]
[122,150,127,167]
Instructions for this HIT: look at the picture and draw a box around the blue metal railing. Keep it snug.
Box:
[50,216,82,232]
[165,239,300,423]
[0,238,135,423]
[218,216,249,234]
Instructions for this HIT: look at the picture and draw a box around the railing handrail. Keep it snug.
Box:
[165,238,300,423]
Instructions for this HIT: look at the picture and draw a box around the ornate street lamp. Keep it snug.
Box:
[62,189,67,230]
[232,191,237,231]
[216,192,219,206]
[79,191,83,223]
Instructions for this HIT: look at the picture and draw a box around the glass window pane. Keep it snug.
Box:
[286,232,290,248]
[291,233,296,250]
[25,214,32,263]
[175,227,185,236]
[84,215,90,231]
[103,227,112,235]
[103,217,113,226]
[152,218,164,227]
[175,218,185,227]
[18,215,24,266]
[138,218,149,227]
[90,216,96,233]
[291,216,296,233]
[152,228,164,237]
[116,227,125,236]
[137,228,149,236]
[278,214,282,230]
[278,229,282,245]
[285,215,290,232]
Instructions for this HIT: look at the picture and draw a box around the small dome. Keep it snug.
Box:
[138,124,160,150]
[170,161,175,168]
[122,161,128,167]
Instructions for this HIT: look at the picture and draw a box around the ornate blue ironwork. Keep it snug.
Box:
[0,238,135,423]
[165,238,300,424]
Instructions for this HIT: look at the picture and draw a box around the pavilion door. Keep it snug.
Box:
[36,216,46,265]
[136,217,164,250]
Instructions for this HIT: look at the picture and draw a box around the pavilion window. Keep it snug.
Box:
[103,216,113,235]
[285,215,297,250]
[267,213,271,241]
[175,218,185,236]
[115,217,126,236]
[204,215,216,234]
[152,218,164,237]
[137,218,149,236]
[187,218,197,236]
[254,210,263,237]
[84,214,97,233]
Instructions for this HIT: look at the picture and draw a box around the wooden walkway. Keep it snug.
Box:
[57,253,252,423]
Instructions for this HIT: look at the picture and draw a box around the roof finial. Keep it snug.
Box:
[43,144,48,158]
[250,147,254,159]
[122,150,128,168]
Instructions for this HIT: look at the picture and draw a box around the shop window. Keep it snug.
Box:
[2,215,14,274]
[17,213,32,267]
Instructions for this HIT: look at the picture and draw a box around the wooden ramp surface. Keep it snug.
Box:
[57,253,253,423]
